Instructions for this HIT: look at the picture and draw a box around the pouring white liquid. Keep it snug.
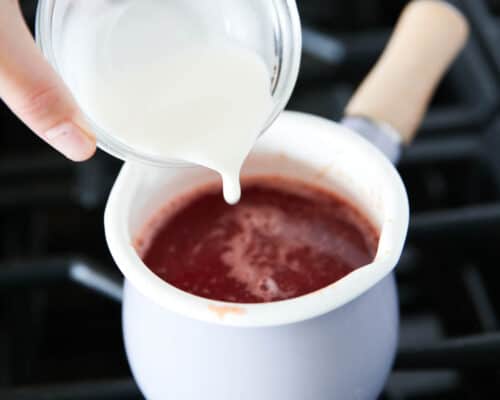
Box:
[59,0,273,204]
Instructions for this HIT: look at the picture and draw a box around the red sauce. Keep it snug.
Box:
[139,177,379,304]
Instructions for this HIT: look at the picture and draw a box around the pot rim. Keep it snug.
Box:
[105,111,409,327]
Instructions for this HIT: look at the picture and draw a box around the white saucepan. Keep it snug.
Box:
[104,2,468,399]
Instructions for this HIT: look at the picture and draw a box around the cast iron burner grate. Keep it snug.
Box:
[1,0,500,399]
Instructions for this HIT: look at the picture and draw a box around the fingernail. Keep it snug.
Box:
[44,122,96,161]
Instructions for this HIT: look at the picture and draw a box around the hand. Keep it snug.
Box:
[0,0,96,161]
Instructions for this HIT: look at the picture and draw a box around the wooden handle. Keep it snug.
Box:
[345,0,469,143]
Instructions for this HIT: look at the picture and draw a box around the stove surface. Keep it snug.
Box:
[1,1,500,399]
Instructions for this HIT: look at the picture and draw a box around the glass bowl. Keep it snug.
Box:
[36,0,302,167]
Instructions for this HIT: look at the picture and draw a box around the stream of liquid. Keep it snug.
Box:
[59,0,273,204]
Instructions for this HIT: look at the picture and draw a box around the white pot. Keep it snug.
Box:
[105,111,409,400]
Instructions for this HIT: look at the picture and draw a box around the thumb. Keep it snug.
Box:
[0,1,96,162]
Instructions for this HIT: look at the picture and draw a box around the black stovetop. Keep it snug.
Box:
[1,1,500,399]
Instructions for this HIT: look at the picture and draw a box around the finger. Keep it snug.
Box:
[0,0,96,161]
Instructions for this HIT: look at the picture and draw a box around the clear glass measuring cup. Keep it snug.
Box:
[35,0,302,167]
